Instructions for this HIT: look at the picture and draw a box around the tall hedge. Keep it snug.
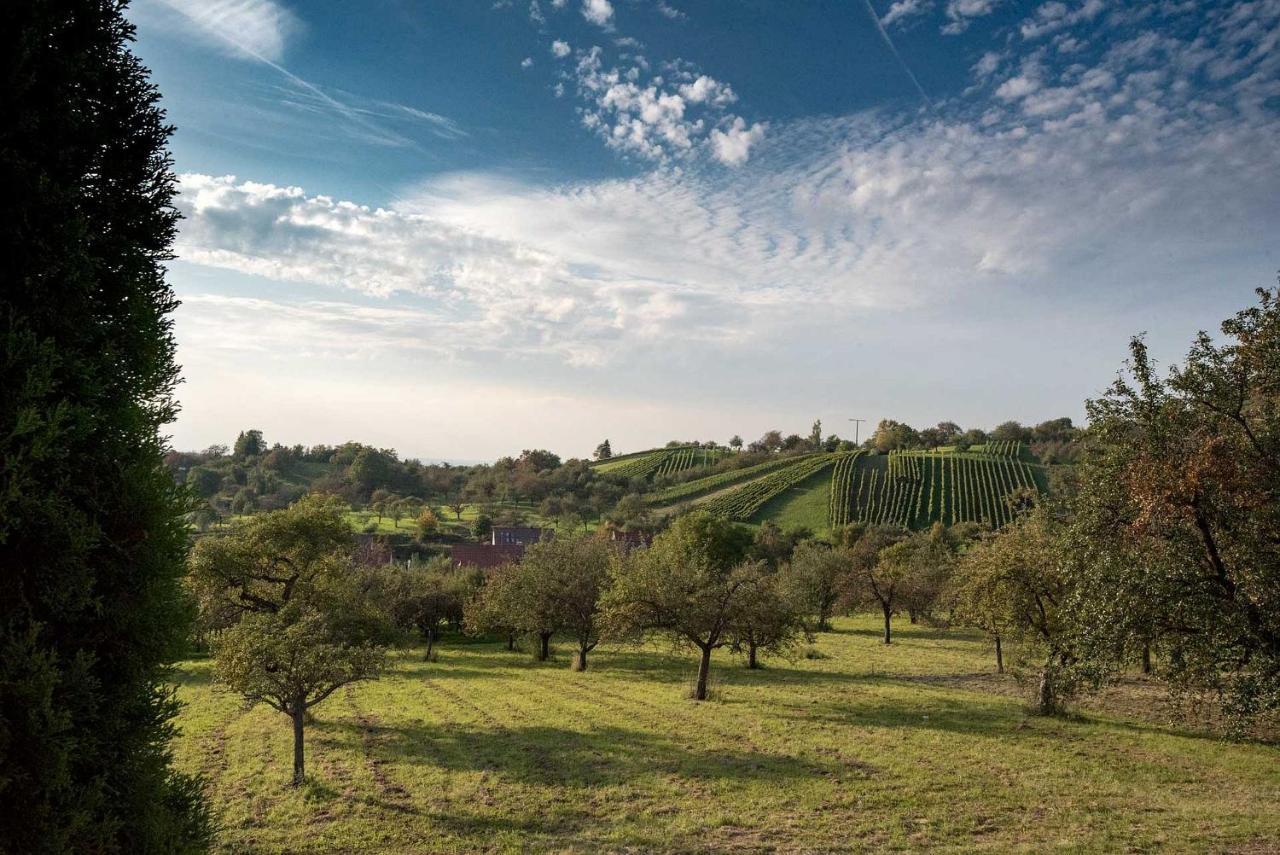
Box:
[0,1,210,851]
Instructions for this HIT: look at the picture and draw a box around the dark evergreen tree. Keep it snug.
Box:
[0,1,210,851]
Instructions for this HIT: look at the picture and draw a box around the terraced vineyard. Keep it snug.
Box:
[594,446,728,481]
[629,443,1046,531]
[829,447,1043,529]
[647,454,807,506]
[970,440,1025,458]
[653,446,729,479]
[702,453,845,521]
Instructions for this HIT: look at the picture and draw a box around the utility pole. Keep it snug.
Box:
[848,418,866,446]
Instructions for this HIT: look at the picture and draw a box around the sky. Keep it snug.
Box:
[130,0,1280,462]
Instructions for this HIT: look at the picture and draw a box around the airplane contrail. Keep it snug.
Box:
[860,0,933,108]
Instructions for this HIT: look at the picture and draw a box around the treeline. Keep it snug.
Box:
[864,417,1082,463]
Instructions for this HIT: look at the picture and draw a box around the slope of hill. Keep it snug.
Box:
[635,444,1049,532]
[592,445,731,480]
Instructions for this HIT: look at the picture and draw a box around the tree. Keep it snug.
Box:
[751,430,784,453]
[935,421,963,444]
[472,513,493,542]
[809,419,823,449]
[233,428,265,460]
[990,421,1032,443]
[416,507,440,538]
[389,496,416,528]
[601,511,753,700]
[892,523,974,625]
[750,521,808,570]
[0,3,211,848]
[188,496,390,785]
[731,562,807,668]
[870,419,920,453]
[349,447,394,494]
[729,435,744,452]
[465,558,556,661]
[186,465,223,498]
[371,557,473,659]
[609,493,653,531]
[594,439,613,460]
[954,507,1074,714]
[448,496,466,520]
[847,526,910,643]
[528,536,614,670]
[781,542,849,631]
[950,539,1013,674]
[1071,287,1280,724]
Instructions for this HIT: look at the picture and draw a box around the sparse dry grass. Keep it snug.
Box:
[171,616,1280,853]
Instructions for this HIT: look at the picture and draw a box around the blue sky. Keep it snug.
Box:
[131,0,1280,461]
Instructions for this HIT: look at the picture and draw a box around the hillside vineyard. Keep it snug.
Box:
[598,443,1047,531]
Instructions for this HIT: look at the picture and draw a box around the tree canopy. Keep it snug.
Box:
[0,2,209,849]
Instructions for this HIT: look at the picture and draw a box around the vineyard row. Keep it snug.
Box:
[702,454,844,521]
[830,452,1040,529]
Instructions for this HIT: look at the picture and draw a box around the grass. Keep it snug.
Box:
[747,463,836,533]
[172,615,1280,853]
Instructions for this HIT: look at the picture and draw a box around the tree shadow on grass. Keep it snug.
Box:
[837,624,976,643]
[311,720,861,790]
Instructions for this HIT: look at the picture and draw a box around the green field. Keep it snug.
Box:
[172,616,1280,853]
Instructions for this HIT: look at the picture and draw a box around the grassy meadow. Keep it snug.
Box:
[172,615,1280,853]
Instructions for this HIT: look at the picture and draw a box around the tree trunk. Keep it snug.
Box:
[1037,665,1056,715]
[747,641,759,669]
[1141,643,1152,675]
[424,628,436,660]
[574,643,588,671]
[995,635,1004,674]
[881,602,893,645]
[291,703,306,786]
[908,609,918,624]
[506,632,516,651]
[538,631,551,661]
[694,645,712,700]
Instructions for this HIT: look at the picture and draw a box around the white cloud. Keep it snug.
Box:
[570,49,760,164]
[709,117,767,166]
[656,2,686,21]
[137,0,299,62]
[941,0,1003,34]
[551,39,572,57]
[882,0,932,28]
[678,75,737,106]
[972,51,1003,78]
[995,74,1040,100]
[521,56,535,68]
[582,0,614,27]
[1020,0,1105,39]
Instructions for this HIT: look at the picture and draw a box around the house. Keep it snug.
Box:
[608,529,651,552]
[450,542,525,569]
[491,526,551,546]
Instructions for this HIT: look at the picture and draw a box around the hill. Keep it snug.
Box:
[644,444,1049,532]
